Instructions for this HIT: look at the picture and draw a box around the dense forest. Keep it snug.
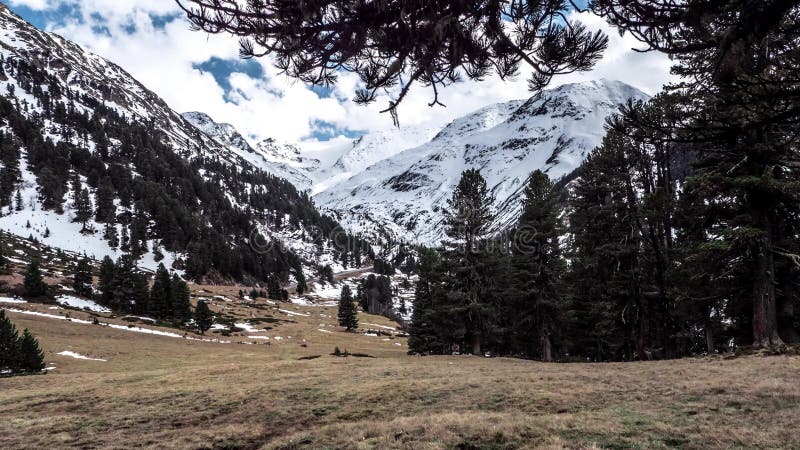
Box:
[409,86,800,360]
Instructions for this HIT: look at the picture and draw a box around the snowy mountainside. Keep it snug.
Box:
[182,111,439,197]
[182,111,320,190]
[0,3,362,283]
[312,80,650,245]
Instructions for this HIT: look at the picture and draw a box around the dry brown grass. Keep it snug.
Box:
[1,287,798,450]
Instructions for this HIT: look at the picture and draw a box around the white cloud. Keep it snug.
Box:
[7,0,53,10]
[13,2,674,145]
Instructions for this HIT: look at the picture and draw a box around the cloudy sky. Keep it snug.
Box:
[6,0,674,146]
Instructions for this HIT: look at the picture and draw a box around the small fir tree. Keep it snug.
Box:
[17,329,44,373]
[23,260,49,299]
[73,256,93,298]
[337,284,358,331]
[194,300,213,335]
[73,188,93,232]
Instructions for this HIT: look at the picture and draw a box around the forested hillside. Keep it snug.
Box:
[0,4,370,286]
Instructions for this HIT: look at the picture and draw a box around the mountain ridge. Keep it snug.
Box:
[181,79,648,246]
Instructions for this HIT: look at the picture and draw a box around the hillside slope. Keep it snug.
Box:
[0,3,363,282]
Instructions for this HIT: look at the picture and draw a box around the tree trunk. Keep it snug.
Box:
[704,318,714,354]
[471,334,482,356]
[541,333,552,362]
[752,231,783,348]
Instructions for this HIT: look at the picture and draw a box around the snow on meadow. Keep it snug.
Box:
[57,295,110,313]
[0,297,26,304]
[4,308,235,343]
[279,309,310,317]
[57,351,106,362]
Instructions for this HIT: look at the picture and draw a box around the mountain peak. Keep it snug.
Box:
[314,78,650,244]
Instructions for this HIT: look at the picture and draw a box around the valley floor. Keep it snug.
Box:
[1,291,798,449]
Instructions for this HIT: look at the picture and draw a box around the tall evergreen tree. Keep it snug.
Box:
[104,216,119,249]
[149,263,172,319]
[440,169,499,356]
[408,247,444,354]
[321,265,334,285]
[98,256,116,307]
[566,139,639,361]
[129,206,149,257]
[170,274,192,324]
[109,256,147,313]
[0,312,45,374]
[337,284,358,331]
[0,136,20,208]
[507,170,563,361]
[267,275,282,300]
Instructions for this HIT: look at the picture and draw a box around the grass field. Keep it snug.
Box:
[1,284,799,450]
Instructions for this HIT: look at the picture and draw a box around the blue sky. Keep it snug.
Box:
[5,0,671,145]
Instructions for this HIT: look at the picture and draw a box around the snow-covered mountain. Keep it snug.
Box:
[313,80,650,244]
[182,111,320,190]
[182,80,648,246]
[0,3,359,279]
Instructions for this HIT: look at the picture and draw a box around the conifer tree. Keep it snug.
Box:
[321,265,334,285]
[73,256,93,298]
[296,272,307,295]
[104,216,119,249]
[23,260,49,299]
[98,256,116,306]
[73,188,93,232]
[194,300,213,334]
[170,274,192,324]
[149,264,172,319]
[0,137,20,208]
[94,176,115,223]
[14,188,23,211]
[17,329,44,373]
[507,171,563,361]
[129,206,149,257]
[0,312,45,374]
[408,248,444,354]
[109,256,146,313]
[337,284,358,331]
[440,169,499,356]
[120,225,130,253]
[133,273,150,316]
[0,309,20,373]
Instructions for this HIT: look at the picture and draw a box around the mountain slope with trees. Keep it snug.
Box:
[0,3,368,285]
